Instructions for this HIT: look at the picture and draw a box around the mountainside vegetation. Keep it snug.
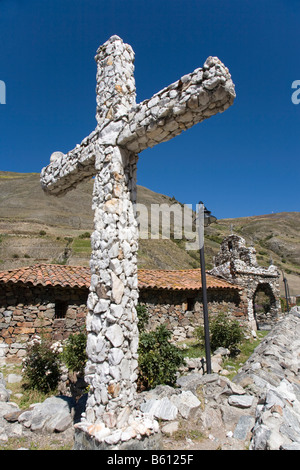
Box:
[0,171,299,296]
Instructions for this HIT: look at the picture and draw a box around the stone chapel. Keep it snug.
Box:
[209,234,281,330]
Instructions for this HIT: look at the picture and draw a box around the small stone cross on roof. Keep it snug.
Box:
[40,35,235,440]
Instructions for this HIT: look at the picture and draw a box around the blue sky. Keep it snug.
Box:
[0,0,299,219]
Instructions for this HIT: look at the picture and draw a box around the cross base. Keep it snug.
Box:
[73,413,162,450]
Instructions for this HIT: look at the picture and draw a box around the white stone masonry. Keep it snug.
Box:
[40,35,235,447]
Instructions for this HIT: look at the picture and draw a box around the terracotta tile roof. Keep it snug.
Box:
[0,264,239,291]
[0,264,91,289]
[138,269,239,291]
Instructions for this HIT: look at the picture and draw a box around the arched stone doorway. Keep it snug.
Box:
[209,235,281,330]
[253,282,277,330]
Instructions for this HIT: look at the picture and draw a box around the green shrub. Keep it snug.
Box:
[22,336,62,393]
[138,324,185,389]
[194,324,205,349]
[62,332,87,374]
[78,232,91,239]
[280,297,290,311]
[210,312,244,354]
[136,304,149,332]
[195,313,244,355]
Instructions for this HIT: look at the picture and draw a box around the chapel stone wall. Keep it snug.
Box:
[0,283,87,362]
[0,281,246,361]
[138,287,247,341]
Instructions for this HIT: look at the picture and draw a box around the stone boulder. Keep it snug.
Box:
[0,372,78,444]
[0,373,11,402]
[17,396,76,433]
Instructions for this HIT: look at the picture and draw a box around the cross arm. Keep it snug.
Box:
[117,56,236,153]
[40,129,99,196]
[40,54,235,196]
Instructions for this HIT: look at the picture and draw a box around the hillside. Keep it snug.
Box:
[0,171,299,296]
[205,212,300,296]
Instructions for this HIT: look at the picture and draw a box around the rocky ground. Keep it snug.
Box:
[1,308,300,451]
[0,371,255,451]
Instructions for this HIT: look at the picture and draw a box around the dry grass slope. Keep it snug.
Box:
[0,171,299,295]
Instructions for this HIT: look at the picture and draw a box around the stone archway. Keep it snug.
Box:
[253,282,277,330]
[209,235,281,330]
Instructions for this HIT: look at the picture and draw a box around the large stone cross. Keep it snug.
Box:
[41,35,235,446]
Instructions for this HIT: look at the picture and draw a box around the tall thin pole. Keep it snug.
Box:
[198,203,212,374]
[284,278,290,313]
[200,245,212,374]
[282,271,290,313]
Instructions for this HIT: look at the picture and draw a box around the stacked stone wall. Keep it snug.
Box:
[0,283,87,362]
[0,283,246,360]
[139,287,247,340]
[233,307,300,450]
